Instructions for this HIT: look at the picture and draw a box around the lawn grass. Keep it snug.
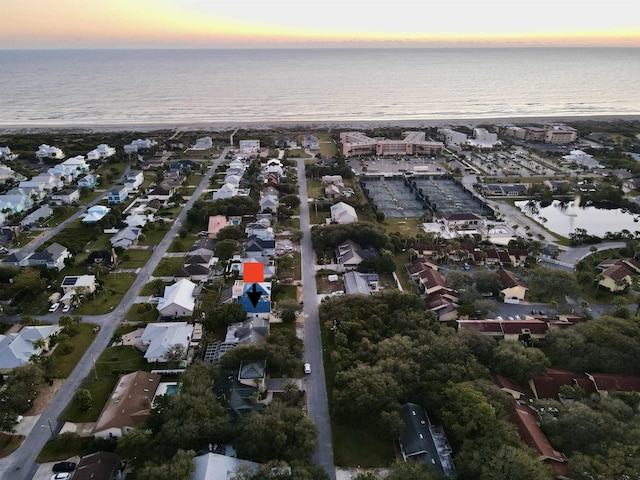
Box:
[310,211,330,226]
[332,422,395,467]
[319,135,338,157]
[140,280,171,296]
[138,223,171,246]
[153,257,184,277]
[46,324,98,379]
[381,217,422,236]
[306,179,323,199]
[273,285,297,302]
[118,249,152,269]
[187,174,204,186]
[85,234,113,252]
[48,206,81,226]
[0,433,25,458]
[74,273,137,315]
[125,304,159,323]
[61,345,150,423]
[167,237,189,253]
[292,252,301,280]
[37,436,93,463]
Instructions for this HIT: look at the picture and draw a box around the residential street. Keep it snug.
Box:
[296,159,336,480]
[0,149,229,480]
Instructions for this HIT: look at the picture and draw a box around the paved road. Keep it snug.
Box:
[296,159,336,480]
[0,149,229,480]
[19,168,131,255]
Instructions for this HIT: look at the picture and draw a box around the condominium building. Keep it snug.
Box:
[340,131,444,157]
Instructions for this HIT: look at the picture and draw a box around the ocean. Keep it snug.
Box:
[0,48,639,127]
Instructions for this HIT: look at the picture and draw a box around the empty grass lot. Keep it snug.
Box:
[332,423,395,467]
[118,249,152,269]
[47,324,98,379]
[153,257,184,277]
[73,273,137,315]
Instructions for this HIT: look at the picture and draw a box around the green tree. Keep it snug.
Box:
[116,428,152,467]
[439,382,496,442]
[139,449,195,480]
[163,343,186,367]
[473,270,502,295]
[491,341,550,385]
[234,401,318,462]
[215,239,239,262]
[13,267,46,296]
[74,388,93,412]
[528,266,580,301]
[386,459,445,480]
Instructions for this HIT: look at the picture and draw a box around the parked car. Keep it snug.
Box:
[51,473,72,480]
[48,303,60,313]
[304,363,311,374]
[62,304,71,313]
[0,246,8,254]
[52,462,76,473]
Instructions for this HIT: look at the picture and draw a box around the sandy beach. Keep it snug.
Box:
[2,114,639,134]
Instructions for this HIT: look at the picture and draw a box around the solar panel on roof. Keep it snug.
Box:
[62,277,78,286]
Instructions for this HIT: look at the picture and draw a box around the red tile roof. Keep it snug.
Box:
[512,404,566,463]
[500,320,547,335]
[588,373,640,393]
[497,268,523,289]
[492,374,525,396]
[531,369,596,400]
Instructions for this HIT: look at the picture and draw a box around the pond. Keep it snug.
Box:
[515,199,640,238]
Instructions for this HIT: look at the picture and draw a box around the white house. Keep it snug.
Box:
[0,147,18,161]
[87,144,116,161]
[0,193,33,214]
[263,159,284,177]
[50,188,80,205]
[110,226,141,250]
[141,322,194,363]
[330,202,358,224]
[49,155,90,179]
[157,279,197,318]
[82,205,111,223]
[78,174,98,189]
[0,325,59,371]
[192,452,259,480]
[212,183,250,200]
[26,243,71,271]
[0,165,23,184]
[238,139,260,154]
[61,275,97,295]
[259,193,279,213]
[303,135,320,150]
[35,144,65,160]
[124,138,158,154]
[20,172,64,191]
[191,137,213,150]
[125,171,144,191]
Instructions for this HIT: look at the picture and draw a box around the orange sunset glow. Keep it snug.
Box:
[2,0,639,48]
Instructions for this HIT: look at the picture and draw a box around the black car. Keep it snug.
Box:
[52,462,76,473]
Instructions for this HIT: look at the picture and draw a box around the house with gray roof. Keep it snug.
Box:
[25,242,71,271]
[343,271,379,295]
[0,325,59,371]
[399,402,455,477]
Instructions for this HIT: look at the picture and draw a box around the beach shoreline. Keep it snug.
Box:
[1,114,639,134]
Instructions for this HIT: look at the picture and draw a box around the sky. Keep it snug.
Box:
[2,0,639,48]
